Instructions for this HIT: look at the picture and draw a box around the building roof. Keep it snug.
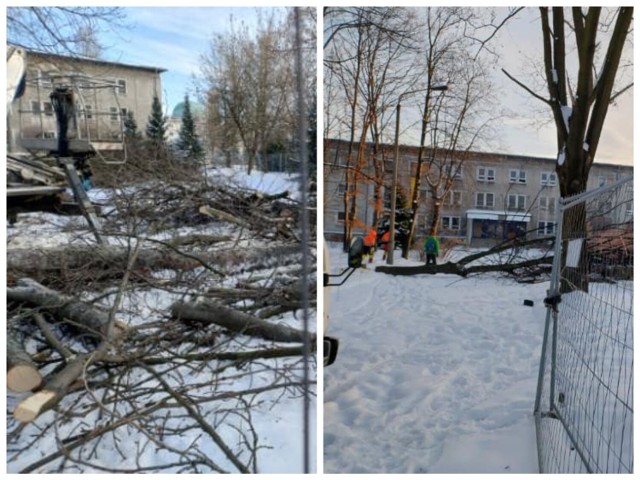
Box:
[324,138,633,169]
[24,47,167,74]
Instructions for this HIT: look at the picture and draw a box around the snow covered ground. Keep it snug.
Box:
[323,243,547,473]
[6,166,316,473]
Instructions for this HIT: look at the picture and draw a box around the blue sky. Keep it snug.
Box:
[99,7,281,116]
[9,5,631,165]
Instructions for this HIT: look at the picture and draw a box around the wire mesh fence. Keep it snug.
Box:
[534,176,633,473]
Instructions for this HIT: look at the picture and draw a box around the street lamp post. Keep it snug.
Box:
[387,84,448,265]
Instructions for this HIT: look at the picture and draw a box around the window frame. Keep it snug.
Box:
[509,168,527,184]
[442,215,461,231]
[477,166,496,182]
[43,102,54,116]
[475,192,495,208]
[507,193,527,210]
[540,171,557,187]
[537,221,555,235]
[116,79,127,95]
[443,190,462,206]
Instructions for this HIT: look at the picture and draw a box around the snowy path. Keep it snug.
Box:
[323,247,547,473]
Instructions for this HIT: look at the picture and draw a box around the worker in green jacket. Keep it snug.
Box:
[424,235,440,266]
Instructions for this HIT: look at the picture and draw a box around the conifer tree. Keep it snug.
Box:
[145,95,167,144]
[176,94,204,161]
[145,95,167,161]
[124,110,141,138]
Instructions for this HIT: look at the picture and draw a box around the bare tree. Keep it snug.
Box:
[503,7,633,197]
[502,6,633,291]
[404,7,519,257]
[324,7,421,250]
[421,47,499,240]
[201,9,302,174]
[7,7,125,55]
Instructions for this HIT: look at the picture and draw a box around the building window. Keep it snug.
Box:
[337,211,346,223]
[541,171,557,186]
[418,214,426,232]
[537,221,556,235]
[443,190,462,206]
[110,107,119,124]
[445,164,462,180]
[442,215,461,231]
[85,105,93,119]
[117,79,127,95]
[539,196,556,215]
[419,188,428,201]
[43,131,56,139]
[477,166,495,182]
[338,183,356,195]
[476,192,494,208]
[31,101,41,114]
[27,68,41,81]
[43,102,54,116]
[598,174,616,187]
[508,193,527,210]
[509,169,527,184]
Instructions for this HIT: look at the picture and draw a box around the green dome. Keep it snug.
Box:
[171,101,205,118]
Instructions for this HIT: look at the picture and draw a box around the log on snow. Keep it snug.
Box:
[6,245,199,274]
[7,243,304,276]
[7,278,111,338]
[171,301,316,344]
[375,256,553,277]
[7,333,43,392]
[14,353,89,423]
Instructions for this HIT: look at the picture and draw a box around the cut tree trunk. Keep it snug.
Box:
[375,256,553,277]
[13,353,89,423]
[7,278,111,338]
[7,244,304,276]
[171,301,316,345]
[6,245,200,274]
[7,333,43,392]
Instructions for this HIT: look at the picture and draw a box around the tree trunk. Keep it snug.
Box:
[375,256,553,277]
[7,333,43,392]
[171,301,316,344]
[7,244,303,277]
[14,353,90,423]
[7,278,111,338]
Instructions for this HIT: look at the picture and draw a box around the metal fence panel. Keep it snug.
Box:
[534,176,633,473]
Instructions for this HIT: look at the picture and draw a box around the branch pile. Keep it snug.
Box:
[104,181,306,241]
[7,176,317,473]
[7,278,314,473]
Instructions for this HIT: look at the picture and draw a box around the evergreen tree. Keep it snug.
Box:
[124,110,141,138]
[145,95,167,144]
[378,188,411,250]
[145,95,167,161]
[176,94,204,161]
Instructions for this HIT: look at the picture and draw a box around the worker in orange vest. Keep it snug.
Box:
[362,227,377,264]
[380,229,391,261]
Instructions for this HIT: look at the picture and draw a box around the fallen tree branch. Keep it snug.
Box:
[376,256,553,277]
[171,301,316,345]
[7,278,111,338]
